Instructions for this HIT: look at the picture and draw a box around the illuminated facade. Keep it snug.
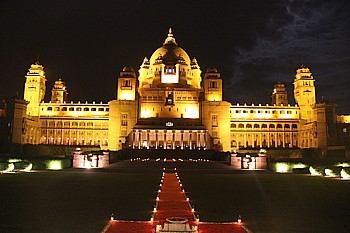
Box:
[1,29,350,155]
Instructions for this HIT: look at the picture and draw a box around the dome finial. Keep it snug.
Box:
[164,28,177,45]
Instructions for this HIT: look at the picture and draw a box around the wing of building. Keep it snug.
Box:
[1,29,350,156]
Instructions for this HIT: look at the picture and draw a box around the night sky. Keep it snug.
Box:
[1,0,350,113]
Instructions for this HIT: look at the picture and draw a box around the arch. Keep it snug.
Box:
[238,124,244,128]
[254,124,260,128]
[246,124,252,128]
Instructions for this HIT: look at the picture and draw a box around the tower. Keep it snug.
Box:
[203,67,222,101]
[117,66,137,100]
[108,66,138,150]
[23,62,46,116]
[51,78,68,103]
[293,65,316,120]
[272,82,288,106]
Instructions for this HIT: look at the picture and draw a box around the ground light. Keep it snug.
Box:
[3,163,15,173]
[20,163,33,172]
[309,166,323,176]
[324,168,337,177]
[47,160,62,170]
[340,169,350,180]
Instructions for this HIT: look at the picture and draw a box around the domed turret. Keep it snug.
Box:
[139,28,201,89]
[122,66,135,72]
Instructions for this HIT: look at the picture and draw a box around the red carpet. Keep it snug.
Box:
[105,171,248,233]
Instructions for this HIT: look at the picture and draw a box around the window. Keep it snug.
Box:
[84,107,89,111]
[98,108,104,111]
[62,107,67,111]
[165,65,176,74]
[91,108,96,111]
[47,107,52,111]
[69,107,74,111]
[209,81,218,88]
[121,113,127,126]
[54,107,60,111]
[76,107,82,111]
[122,79,132,87]
[212,114,218,127]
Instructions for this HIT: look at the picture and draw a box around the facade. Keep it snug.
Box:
[1,29,350,155]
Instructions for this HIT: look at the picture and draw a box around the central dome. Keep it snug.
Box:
[149,28,191,66]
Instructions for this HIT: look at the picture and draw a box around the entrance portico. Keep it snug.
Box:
[131,129,208,150]
[125,118,212,150]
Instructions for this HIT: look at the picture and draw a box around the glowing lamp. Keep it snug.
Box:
[238,215,242,223]
[110,213,114,221]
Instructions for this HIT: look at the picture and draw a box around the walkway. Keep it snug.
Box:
[104,170,248,233]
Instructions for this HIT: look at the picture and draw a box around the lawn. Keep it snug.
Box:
[1,161,350,233]
[180,173,350,233]
[0,170,160,233]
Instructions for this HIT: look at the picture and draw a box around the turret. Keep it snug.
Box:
[203,67,222,101]
[117,66,137,100]
[51,78,68,103]
[293,65,316,120]
[23,62,46,116]
[272,82,288,106]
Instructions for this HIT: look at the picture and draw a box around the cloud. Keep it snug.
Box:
[227,0,350,111]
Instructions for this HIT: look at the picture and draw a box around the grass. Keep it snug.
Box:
[0,170,160,233]
[1,161,350,233]
[180,173,350,233]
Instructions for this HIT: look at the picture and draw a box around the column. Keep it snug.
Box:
[147,130,150,149]
[164,130,167,149]
[172,131,175,149]
[155,130,158,149]
[180,131,184,149]
[139,131,142,149]
[189,131,192,150]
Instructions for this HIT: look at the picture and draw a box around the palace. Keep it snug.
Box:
[1,29,350,156]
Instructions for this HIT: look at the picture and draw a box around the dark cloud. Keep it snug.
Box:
[0,0,349,113]
[229,0,350,112]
